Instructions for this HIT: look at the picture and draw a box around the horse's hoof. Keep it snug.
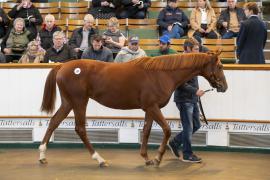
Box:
[39,158,48,164]
[153,158,161,167]
[99,161,109,168]
[145,160,154,166]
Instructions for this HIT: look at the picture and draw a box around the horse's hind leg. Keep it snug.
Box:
[140,112,154,166]
[73,103,108,167]
[147,105,171,167]
[39,100,72,164]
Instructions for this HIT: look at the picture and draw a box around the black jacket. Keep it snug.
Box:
[69,27,98,49]
[43,44,77,63]
[174,77,199,103]
[157,6,189,32]
[90,0,121,14]
[237,16,267,64]
[120,0,151,13]
[39,25,62,50]
[0,8,10,38]
[217,7,246,36]
[8,4,43,37]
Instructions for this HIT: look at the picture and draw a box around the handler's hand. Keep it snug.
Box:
[196,89,205,97]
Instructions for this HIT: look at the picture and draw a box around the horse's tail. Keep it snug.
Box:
[40,65,62,114]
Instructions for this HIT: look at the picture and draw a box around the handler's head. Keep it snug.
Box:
[183,37,199,53]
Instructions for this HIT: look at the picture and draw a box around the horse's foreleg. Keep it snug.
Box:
[73,107,109,167]
[39,102,71,164]
[148,105,171,166]
[140,112,154,165]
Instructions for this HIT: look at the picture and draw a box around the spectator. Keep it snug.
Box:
[0,52,6,63]
[237,2,267,64]
[102,17,126,58]
[69,14,98,59]
[188,0,218,39]
[1,18,35,63]
[193,35,209,53]
[81,34,113,62]
[217,0,246,39]
[18,40,45,63]
[157,0,189,39]
[117,0,151,19]
[44,31,77,63]
[115,35,147,62]
[8,0,43,37]
[168,37,204,163]
[89,0,120,19]
[149,35,177,57]
[39,14,62,50]
[0,8,10,39]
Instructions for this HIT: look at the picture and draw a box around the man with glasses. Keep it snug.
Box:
[44,31,77,63]
[150,35,177,57]
[168,37,205,163]
[114,35,147,63]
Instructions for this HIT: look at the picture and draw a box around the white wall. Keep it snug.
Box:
[0,68,269,121]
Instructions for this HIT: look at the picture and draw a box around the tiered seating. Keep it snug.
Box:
[59,2,89,20]
[0,0,264,64]
[127,19,159,39]
[203,38,236,63]
[33,2,60,19]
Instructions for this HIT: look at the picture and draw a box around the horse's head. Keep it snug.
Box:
[201,50,228,92]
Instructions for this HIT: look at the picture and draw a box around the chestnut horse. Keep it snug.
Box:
[39,52,227,167]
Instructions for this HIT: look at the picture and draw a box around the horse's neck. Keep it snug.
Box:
[170,68,201,88]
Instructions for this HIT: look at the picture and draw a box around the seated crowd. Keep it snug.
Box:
[0,0,265,63]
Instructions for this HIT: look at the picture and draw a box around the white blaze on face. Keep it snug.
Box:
[74,68,81,75]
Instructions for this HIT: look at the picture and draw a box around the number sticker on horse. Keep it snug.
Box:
[74,68,81,75]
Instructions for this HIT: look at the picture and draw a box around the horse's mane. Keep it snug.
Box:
[128,53,212,70]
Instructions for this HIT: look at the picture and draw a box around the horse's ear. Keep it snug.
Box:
[215,48,222,56]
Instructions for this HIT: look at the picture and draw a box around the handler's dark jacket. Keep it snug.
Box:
[174,77,199,103]
[69,27,98,49]
[157,5,189,33]
[216,7,246,36]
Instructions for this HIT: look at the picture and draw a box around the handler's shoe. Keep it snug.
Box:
[182,154,202,163]
[167,141,180,158]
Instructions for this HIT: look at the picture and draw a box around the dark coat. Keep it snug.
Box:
[174,77,199,103]
[69,27,98,49]
[120,0,151,14]
[0,8,10,38]
[90,0,121,14]
[81,46,113,62]
[8,4,43,37]
[43,44,77,63]
[39,25,62,50]
[157,6,189,33]
[217,7,246,36]
[237,16,267,64]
